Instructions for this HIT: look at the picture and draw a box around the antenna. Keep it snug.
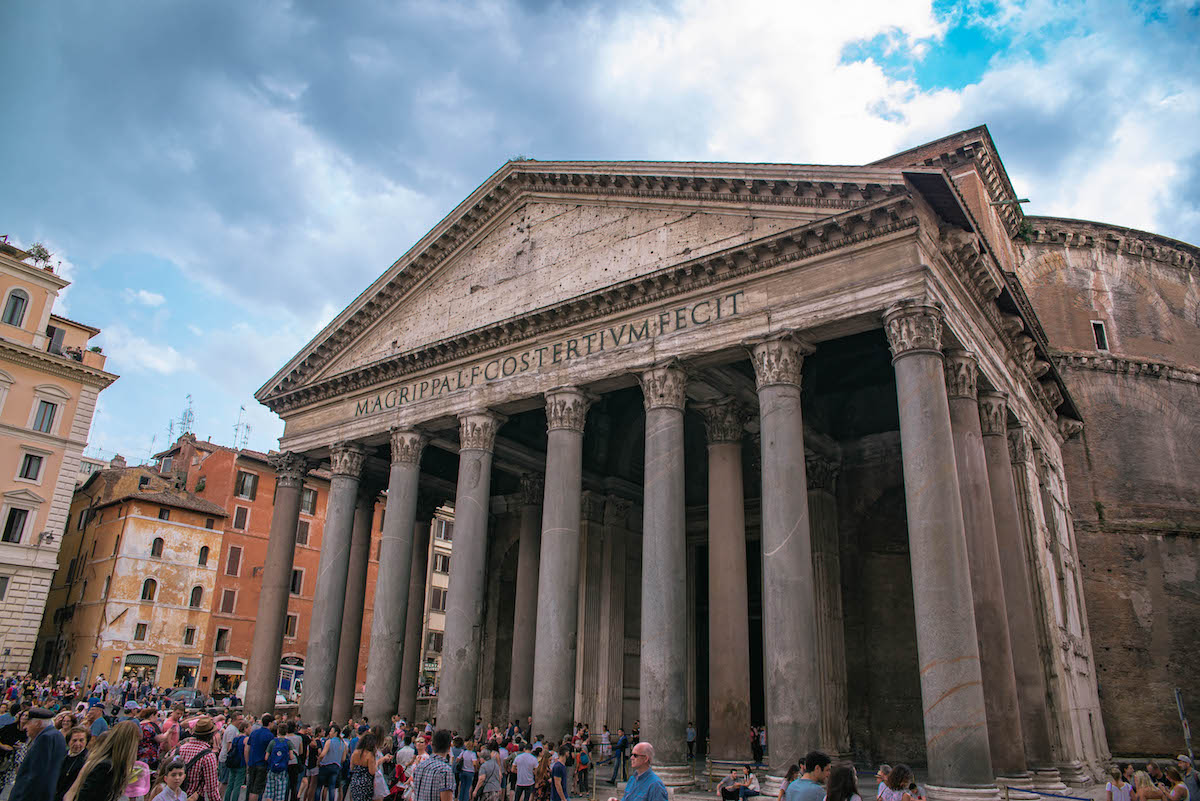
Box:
[179,394,195,436]
[234,405,252,450]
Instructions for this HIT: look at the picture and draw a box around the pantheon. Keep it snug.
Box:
[249,126,1200,797]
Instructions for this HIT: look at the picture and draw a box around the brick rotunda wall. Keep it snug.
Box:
[1019,217,1200,755]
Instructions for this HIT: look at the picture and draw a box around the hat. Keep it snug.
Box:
[28,708,54,720]
[1178,756,1193,765]
[191,716,216,737]
[124,701,140,710]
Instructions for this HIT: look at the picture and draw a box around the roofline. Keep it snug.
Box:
[1025,214,1200,255]
[49,313,101,336]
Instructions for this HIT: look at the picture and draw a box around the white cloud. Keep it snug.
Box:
[122,288,167,307]
[100,324,197,375]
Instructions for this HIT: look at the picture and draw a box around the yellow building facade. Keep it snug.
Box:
[0,240,115,673]
[39,465,227,687]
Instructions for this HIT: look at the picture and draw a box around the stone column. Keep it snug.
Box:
[697,399,753,763]
[943,350,1029,783]
[808,455,849,757]
[598,497,630,732]
[532,387,592,740]
[439,410,505,733]
[637,364,689,779]
[979,395,1066,791]
[246,452,309,715]
[301,442,367,724]
[333,479,379,722]
[508,473,543,724]
[574,492,607,730]
[882,301,997,797]
[363,429,427,724]
[397,513,433,723]
[750,335,820,775]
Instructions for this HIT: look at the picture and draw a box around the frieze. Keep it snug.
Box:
[696,399,746,444]
[269,451,311,488]
[329,442,367,478]
[943,350,979,400]
[639,363,687,412]
[750,335,812,389]
[545,387,594,433]
[389,428,428,465]
[1054,351,1200,386]
[459,411,506,452]
[977,391,1008,436]
[883,300,943,358]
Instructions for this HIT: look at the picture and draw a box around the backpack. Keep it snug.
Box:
[227,735,246,769]
[267,737,291,772]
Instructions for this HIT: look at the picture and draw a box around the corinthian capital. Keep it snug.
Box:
[390,428,428,465]
[459,410,506,452]
[696,399,746,444]
[639,363,687,412]
[329,442,368,478]
[943,349,979,400]
[750,335,812,389]
[545,387,594,433]
[1007,426,1031,464]
[805,454,839,492]
[883,300,944,359]
[269,451,311,489]
[520,473,544,506]
[977,391,1008,436]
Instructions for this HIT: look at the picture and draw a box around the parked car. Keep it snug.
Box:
[233,681,288,707]
[166,687,205,708]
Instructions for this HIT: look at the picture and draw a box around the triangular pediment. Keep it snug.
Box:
[4,488,45,505]
[258,160,916,408]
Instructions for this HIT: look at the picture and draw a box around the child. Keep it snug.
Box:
[1108,767,1133,801]
[155,760,199,801]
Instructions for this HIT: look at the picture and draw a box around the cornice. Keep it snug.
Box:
[1024,216,1198,275]
[257,164,911,405]
[1053,350,1200,386]
[262,194,919,414]
[0,339,118,388]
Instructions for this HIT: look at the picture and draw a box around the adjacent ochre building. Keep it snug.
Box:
[0,240,115,673]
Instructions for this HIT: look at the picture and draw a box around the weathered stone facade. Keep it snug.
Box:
[247,125,1196,785]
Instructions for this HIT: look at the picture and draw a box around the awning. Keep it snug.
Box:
[176,657,201,667]
[215,660,244,675]
[124,654,159,667]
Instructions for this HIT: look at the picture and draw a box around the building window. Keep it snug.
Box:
[225,545,242,576]
[1091,320,1109,351]
[158,508,170,521]
[113,534,121,555]
[290,569,303,596]
[220,589,236,614]
[77,508,89,530]
[189,586,203,608]
[18,453,43,481]
[205,517,214,530]
[214,627,231,653]
[198,545,209,566]
[134,623,148,641]
[433,552,451,573]
[141,578,157,601]
[296,520,309,546]
[150,537,164,558]
[300,488,317,515]
[430,587,447,612]
[32,400,57,433]
[66,558,77,582]
[2,290,29,327]
[160,457,173,474]
[102,576,110,598]
[0,576,8,601]
[183,626,196,646]
[232,507,248,531]
[435,520,454,541]
[284,613,298,639]
[138,476,150,490]
[426,631,443,653]
[235,471,259,500]
[2,508,29,543]
[195,476,206,492]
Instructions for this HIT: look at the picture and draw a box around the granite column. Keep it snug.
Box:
[301,442,367,724]
[397,515,433,722]
[508,474,544,724]
[808,456,849,757]
[363,430,427,724]
[332,480,378,722]
[882,301,997,798]
[439,411,505,733]
[245,452,309,716]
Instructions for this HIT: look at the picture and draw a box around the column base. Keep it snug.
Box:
[1028,768,1069,793]
[706,759,756,782]
[994,774,1039,800]
[1055,761,1095,787]
[761,775,785,798]
[654,764,696,787]
[925,784,1002,801]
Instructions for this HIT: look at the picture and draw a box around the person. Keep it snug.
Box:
[530,752,550,801]
[598,730,609,762]
[1136,772,1158,801]
[748,729,762,767]
[265,725,293,801]
[0,710,29,790]
[64,720,140,801]
[473,749,501,801]
[84,709,107,741]
[457,743,477,801]
[607,731,628,785]
[717,770,741,800]
[1108,767,1133,801]
[776,767,798,801]
[684,726,695,761]
[409,731,453,801]
[784,752,830,801]
[736,766,759,800]
[347,733,376,801]
[512,744,536,801]
[877,766,915,801]
[218,714,243,799]
[248,716,278,801]
[603,743,664,801]
[224,722,248,801]
[174,716,221,801]
[1163,768,1190,801]
[1178,758,1199,801]
[572,747,588,794]
[55,728,89,801]
[155,760,195,801]
[825,764,861,801]
[873,766,891,801]
[286,723,305,801]
[549,752,568,801]
[11,708,67,801]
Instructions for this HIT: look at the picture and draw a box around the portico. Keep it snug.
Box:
[250,127,1110,790]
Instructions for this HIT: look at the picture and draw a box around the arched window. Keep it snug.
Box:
[198,546,209,566]
[189,586,203,608]
[2,289,29,327]
[141,578,157,602]
[151,537,164,558]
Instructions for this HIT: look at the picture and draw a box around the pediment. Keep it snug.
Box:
[257,160,912,407]
[4,488,45,505]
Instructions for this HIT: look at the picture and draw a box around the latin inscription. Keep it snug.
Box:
[353,290,745,417]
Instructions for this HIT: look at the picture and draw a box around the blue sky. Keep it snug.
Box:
[1,0,1197,461]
